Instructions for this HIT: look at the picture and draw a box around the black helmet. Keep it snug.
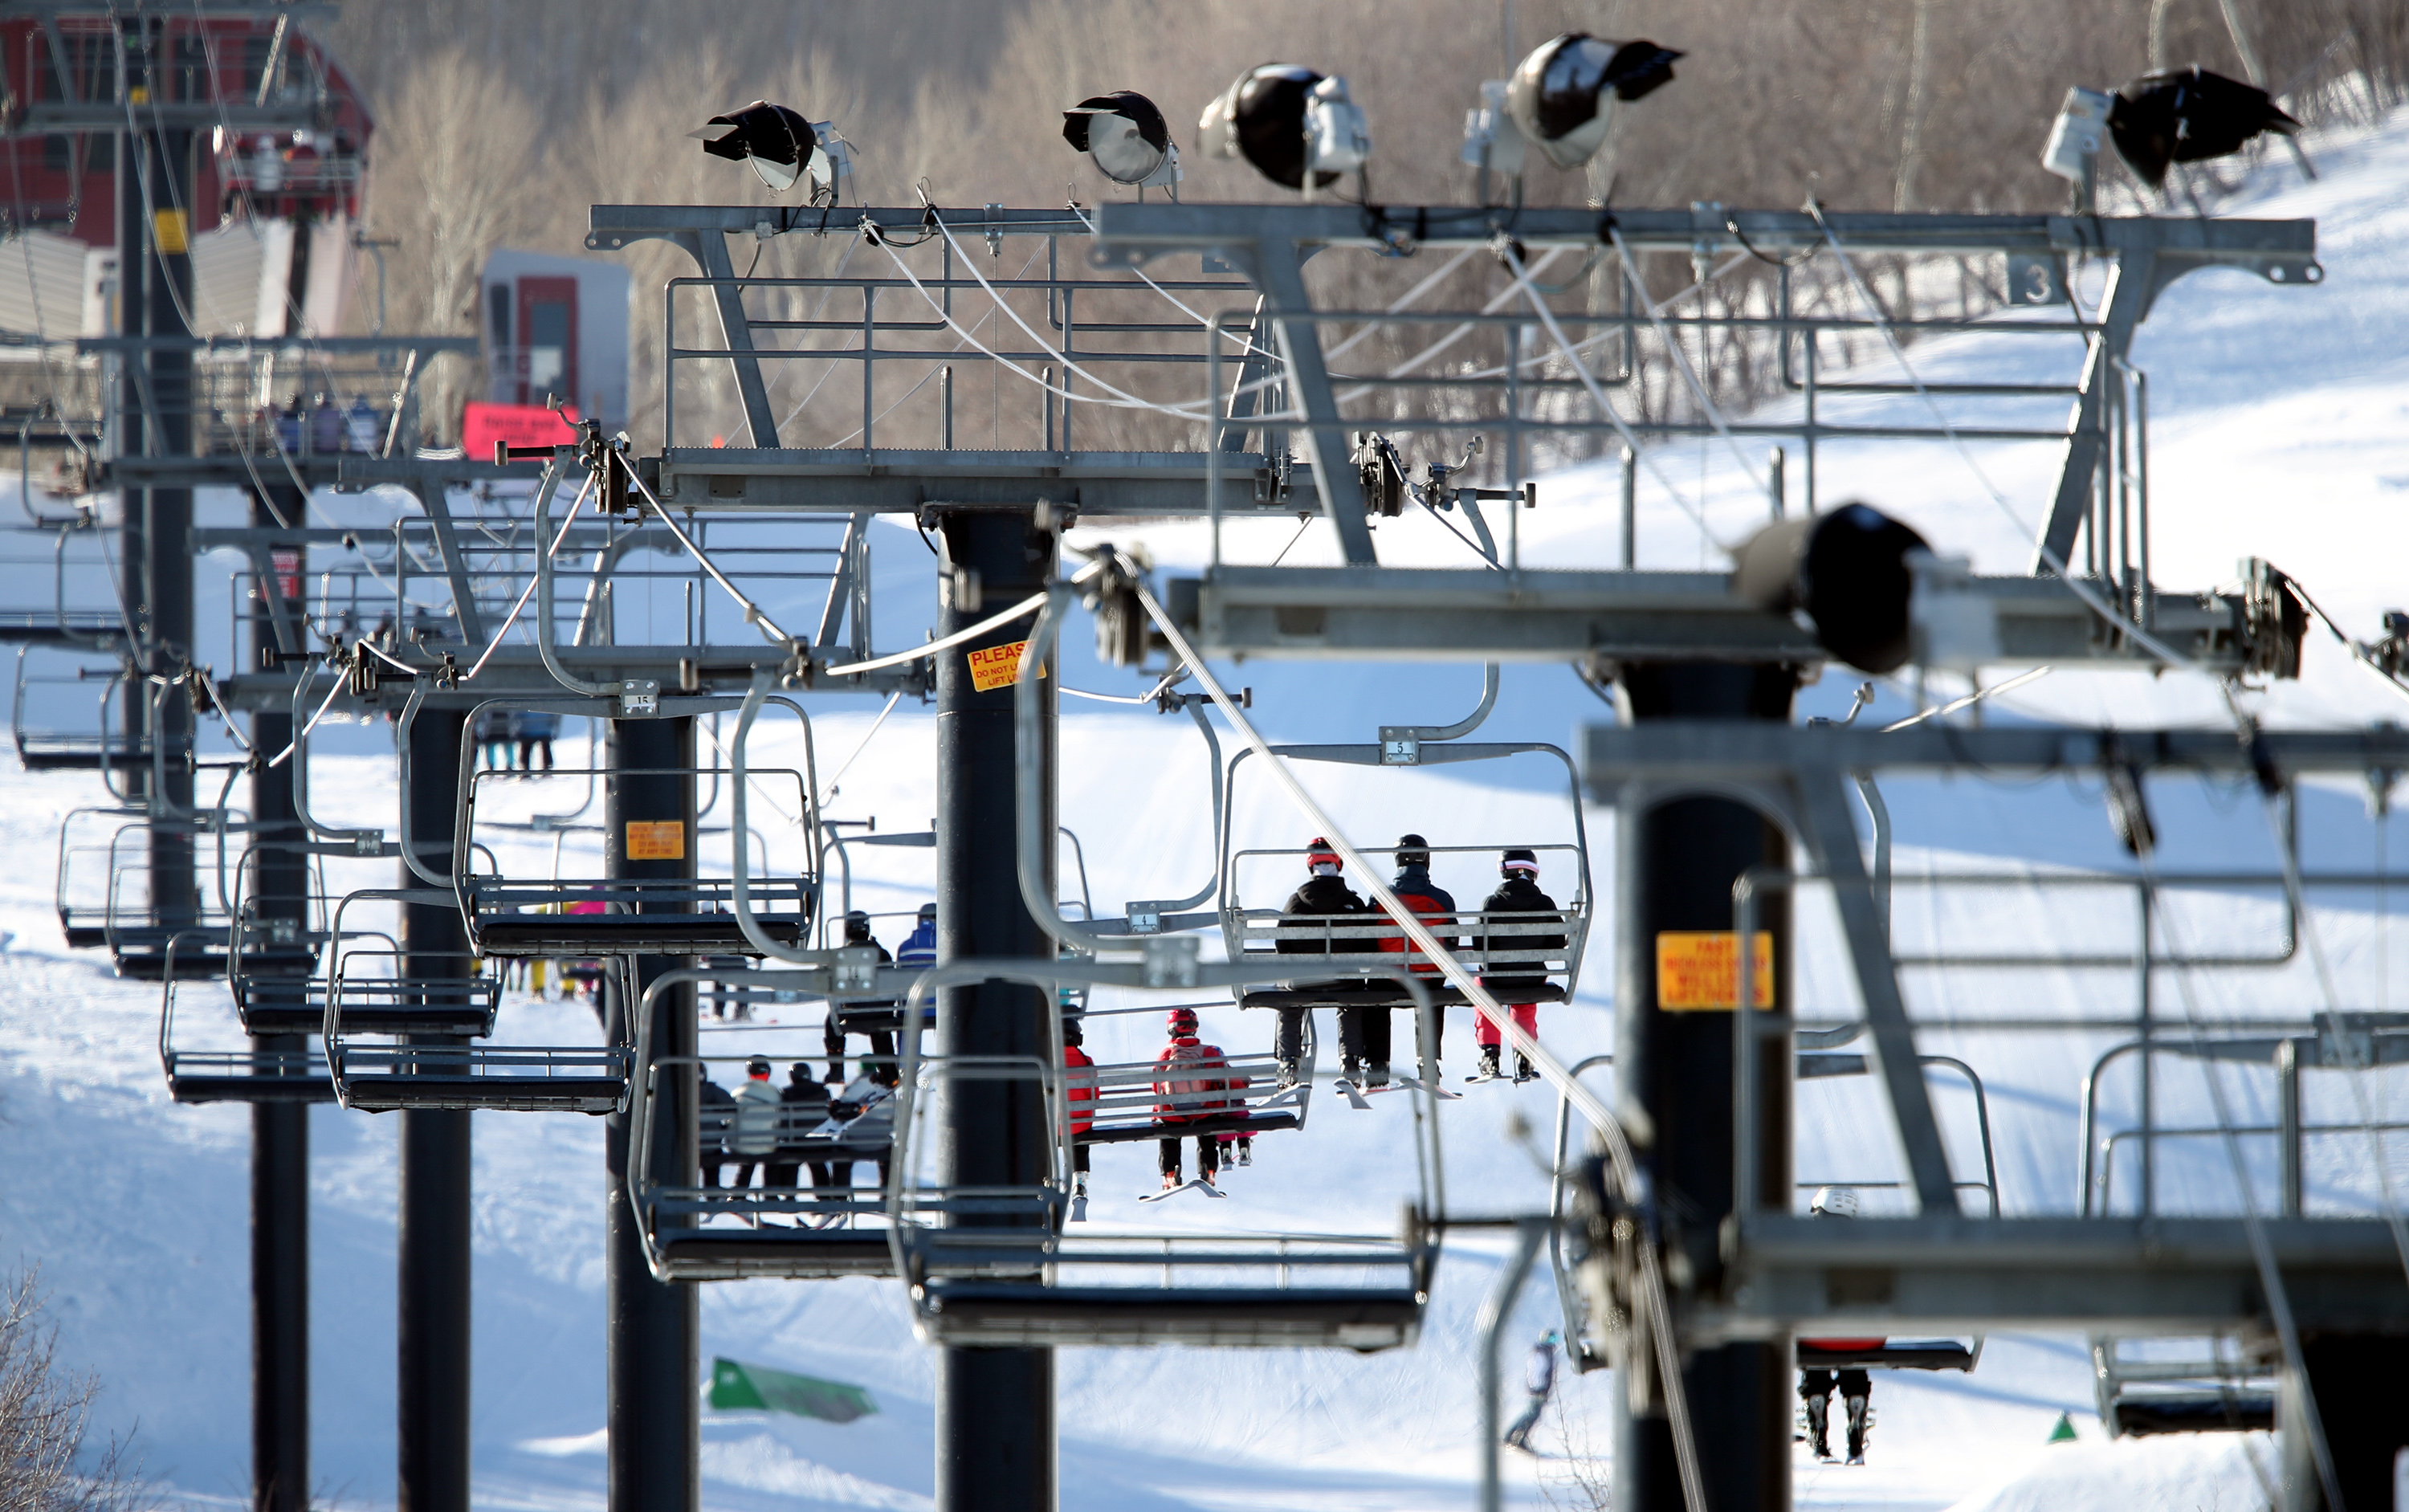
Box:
[842,910,873,942]
[746,1057,772,1078]
[1396,833,1431,867]
[1502,847,1539,876]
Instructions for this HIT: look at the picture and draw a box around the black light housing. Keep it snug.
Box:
[1200,63,1333,190]
[1064,91,1178,187]
[2106,67,2298,186]
[1733,503,1931,674]
[691,101,816,193]
[1505,33,1683,170]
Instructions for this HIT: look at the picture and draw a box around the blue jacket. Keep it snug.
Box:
[898,919,936,968]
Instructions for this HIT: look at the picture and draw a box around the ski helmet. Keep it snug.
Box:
[1167,1006,1200,1037]
[1809,1185,1861,1219]
[1396,833,1431,867]
[1502,847,1539,876]
[747,1057,772,1079]
[1306,837,1342,871]
[843,909,873,942]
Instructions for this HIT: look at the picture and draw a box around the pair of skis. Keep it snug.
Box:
[1332,1073,1461,1111]
[1139,1176,1228,1204]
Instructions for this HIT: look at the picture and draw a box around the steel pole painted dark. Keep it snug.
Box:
[113,19,147,813]
[934,511,1057,1512]
[1612,663,1797,1512]
[604,715,698,1512]
[126,23,198,923]
[250,483,309,1512]
[399,709,471,1512]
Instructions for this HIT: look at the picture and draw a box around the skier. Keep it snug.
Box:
[1063,1018,1096,1211]
[1502,1331,1560,1452]
[765,1062,834,1208]
[1798,1186,1878,1463]
[1274,837,1374,1088]
[725,1058,784,1198]
[897,903,936,968]
[1378,833,1461,1078]
[823,911,896,1085]
[516,708,559,771]
[1474,849,1567,1082]
[1152,1007,1236,1194]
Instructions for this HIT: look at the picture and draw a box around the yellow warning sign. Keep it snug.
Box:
[968,638,1046,693]
[1656,931,1775,1011]
[153,208,189,255]
[625,820,685,861]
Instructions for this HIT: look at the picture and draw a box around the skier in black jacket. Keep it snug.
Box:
[1474,848,1567,1082]
[1380,833,1462,1082]
[823,911,897,1086]
[1274,838,1372,1087]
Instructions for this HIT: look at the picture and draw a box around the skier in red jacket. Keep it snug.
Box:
[1152,1007,1239,1193]
[1063,1018,1097,1208]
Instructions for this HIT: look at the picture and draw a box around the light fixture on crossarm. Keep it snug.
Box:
[1199,63,1370,199]
[692,100,855,206]
[1064,91,1182,196]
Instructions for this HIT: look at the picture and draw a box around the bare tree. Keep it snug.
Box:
[0,1269,149,1512]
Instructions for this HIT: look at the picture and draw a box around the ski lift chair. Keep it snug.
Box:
[1217,744,1592,1019]
[11,648,146,770]
[53,804,144,948]
[887,963,1441,1351]
[159,929,333,1103]
[103,823,240,980]
[625,963,903,1280]
[2090,1335,2277,1437]
[455,758,818,959]
[322,886,621,1113]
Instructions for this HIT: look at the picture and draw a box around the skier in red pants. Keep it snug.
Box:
[1474,849,1567,1082]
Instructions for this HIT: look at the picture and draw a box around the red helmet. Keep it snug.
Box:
[1167,1007,1199,1036]
[1306,837,1342,870]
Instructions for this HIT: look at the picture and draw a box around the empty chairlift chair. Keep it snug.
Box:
[320,886,623,1113]
[452,704,820,961]
[886,969,1440,1351]
[159,931,332,1104]
[10,648,147,771]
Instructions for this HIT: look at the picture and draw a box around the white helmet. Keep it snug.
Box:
[1809,1185,1861,1219]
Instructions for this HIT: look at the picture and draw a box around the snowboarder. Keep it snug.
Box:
[1474,849,1567,1082]
[725,1058,783,1196]
[1063,1019,1097,1210]
[1275,837,1374,1087]
[1502,1331,1559,1452]
[1152,1007,1236,1193]
[1379,833,1461,1078]
[823,911,897,1085]
[1799,1186,1878,1463]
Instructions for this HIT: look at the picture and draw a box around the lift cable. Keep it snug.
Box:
[1119,555,1711,1512]
[1603,223,1764,487]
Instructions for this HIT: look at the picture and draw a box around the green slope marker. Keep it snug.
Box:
[708,1357,880,1424]
[2047,1412,2079,1443]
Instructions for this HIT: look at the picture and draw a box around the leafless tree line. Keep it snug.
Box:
[0,1270,149,1512]
[332,0,2406,454]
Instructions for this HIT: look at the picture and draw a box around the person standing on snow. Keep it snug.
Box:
[1502,1331,1560,1451]
[1798,1186,1879,1462]
[1274,837,1374,1088]
[1152,1007,1236,1193]
[1474,849,1567,1082]
[1377,833,1462,1081]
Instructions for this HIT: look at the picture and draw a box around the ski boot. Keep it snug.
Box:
[1514,1055,1538,1084]
[1367,1061,1391,1089]
[1070,1173,1090,1223]
[1844,1393,1869,1464]
[1339,1054,1365,1086]
[1235,1139,1253,1167]
[1475,1047,1502,1081]
[1803,1394,1832,1460]
[1276,1057,1300,1090]
[1160,1172,1184,1193]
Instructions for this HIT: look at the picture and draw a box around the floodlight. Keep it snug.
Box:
[1063,91,1181,190]
[1200,63,1369,192]
[2105,67,2298,186]
[1504,33,1682,172]
[2039,86,2115,184]
[1733,502,1931,674]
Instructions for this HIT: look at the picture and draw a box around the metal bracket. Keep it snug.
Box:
[616,679,660,717]
[1141,935,1201,988]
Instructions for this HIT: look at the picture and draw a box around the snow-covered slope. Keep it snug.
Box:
[6,108,2409,1512]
